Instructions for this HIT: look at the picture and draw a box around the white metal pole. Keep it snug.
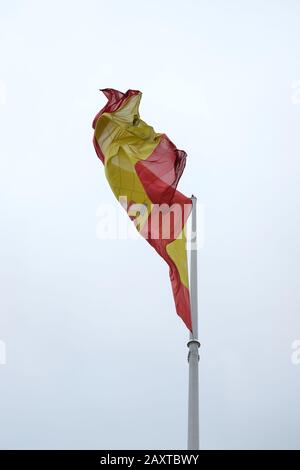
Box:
[187,195,200,450]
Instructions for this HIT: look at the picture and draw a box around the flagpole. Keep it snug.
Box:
[187,195,200,450]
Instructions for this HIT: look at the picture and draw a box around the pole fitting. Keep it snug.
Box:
[187,339,201,348]
[187,339,200,363]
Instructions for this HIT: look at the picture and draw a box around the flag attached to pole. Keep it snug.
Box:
[93,89,192,330]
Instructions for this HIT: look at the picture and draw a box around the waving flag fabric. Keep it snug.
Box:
[93,89,192,330]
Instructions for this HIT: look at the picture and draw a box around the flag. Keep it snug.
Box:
[93,89,192,330]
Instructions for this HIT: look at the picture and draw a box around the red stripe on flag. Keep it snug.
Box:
[135,138,192,330]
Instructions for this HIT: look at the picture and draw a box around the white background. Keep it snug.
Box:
[0,0,300,449]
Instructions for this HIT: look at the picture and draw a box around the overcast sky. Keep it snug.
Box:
[0,0,300,450]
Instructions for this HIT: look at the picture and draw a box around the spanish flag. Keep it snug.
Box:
[93,89,192,331]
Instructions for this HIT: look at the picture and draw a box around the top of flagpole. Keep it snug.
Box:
[190,194,198,340]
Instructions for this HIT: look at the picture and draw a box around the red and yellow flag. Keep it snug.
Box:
[93,89,192,330]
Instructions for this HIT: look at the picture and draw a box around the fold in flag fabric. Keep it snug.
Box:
[92,89,192,331]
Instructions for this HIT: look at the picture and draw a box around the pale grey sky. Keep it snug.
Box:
[0,0,300,450]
